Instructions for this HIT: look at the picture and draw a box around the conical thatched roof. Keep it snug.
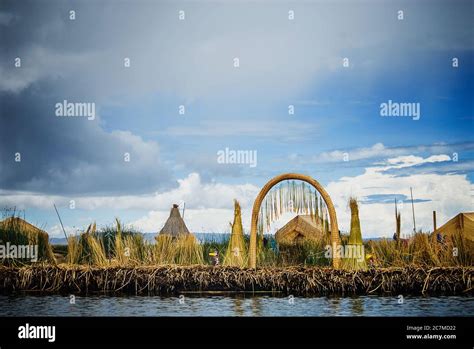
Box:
[159,204,191,237]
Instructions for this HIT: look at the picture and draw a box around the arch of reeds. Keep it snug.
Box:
[249,173,342,269]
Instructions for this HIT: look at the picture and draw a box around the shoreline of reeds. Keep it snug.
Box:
[0,265,472,296]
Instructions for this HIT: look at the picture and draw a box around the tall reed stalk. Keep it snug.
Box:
[224,200,247,267]
[343,198,367,270]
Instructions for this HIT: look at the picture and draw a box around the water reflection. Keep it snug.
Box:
[250,297,262,316]
[350,297,364,316]
[324,297,342,316]
[0,294,472,317]
[233,296,244,316]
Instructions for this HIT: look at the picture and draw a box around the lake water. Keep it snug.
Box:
[0,295,473,316]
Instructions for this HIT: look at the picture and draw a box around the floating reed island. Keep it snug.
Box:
[0,265,472,296]
[1,173,473,297]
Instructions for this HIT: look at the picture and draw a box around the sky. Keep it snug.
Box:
[0,0,473,238]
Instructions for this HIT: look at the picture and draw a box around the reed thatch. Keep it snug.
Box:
[0,217,55,264]
[173,234,204,265]
[159,204,190,238]
[0,265,471,296]
[67,220,147,266]
[368,230,474,267]
[275,215,324,245]
[435,212,474,243]
[343,198,367,270]
[224,200,247,267]
[69,223,107,265]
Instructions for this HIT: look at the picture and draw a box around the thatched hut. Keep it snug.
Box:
[275,215,329,265]
[0,217,55,263]
[159,204,191,238]
[435,212,474,243]
[155,204,203,265]
[275,215,324,245]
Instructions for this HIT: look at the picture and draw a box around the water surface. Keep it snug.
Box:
[1,295,472,316]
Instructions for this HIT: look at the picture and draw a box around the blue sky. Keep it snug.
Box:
[0,0,473,237]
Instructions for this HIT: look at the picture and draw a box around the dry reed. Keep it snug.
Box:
[368,230,474,267]
[343,198,367,270]
[0,265,471,296]
[224,200,247,267]
[0,216,55,264]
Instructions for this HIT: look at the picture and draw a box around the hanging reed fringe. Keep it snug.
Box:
[0,265,471,296]
[259,181,328,233]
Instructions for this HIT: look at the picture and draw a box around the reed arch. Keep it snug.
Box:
[249,173,342,269]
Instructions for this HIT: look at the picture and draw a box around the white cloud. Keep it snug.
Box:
[48,224,80,238]
[100,173,259,233]
[385,154,451,169]
[132,208,241,234]
[294,143,469,164]
[2,156,472,238]
[0,173,259,211]
[125,153,473,236]
[1,172,259,235]
[315,143,393,163]
[326,155,473,238]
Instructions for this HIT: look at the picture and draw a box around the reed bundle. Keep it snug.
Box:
[173,235,204,265]
[152,234,204,265]
[153,235,176,264]
[73,223,108,266]
[343,198,367,270]
[224,200,247,267]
